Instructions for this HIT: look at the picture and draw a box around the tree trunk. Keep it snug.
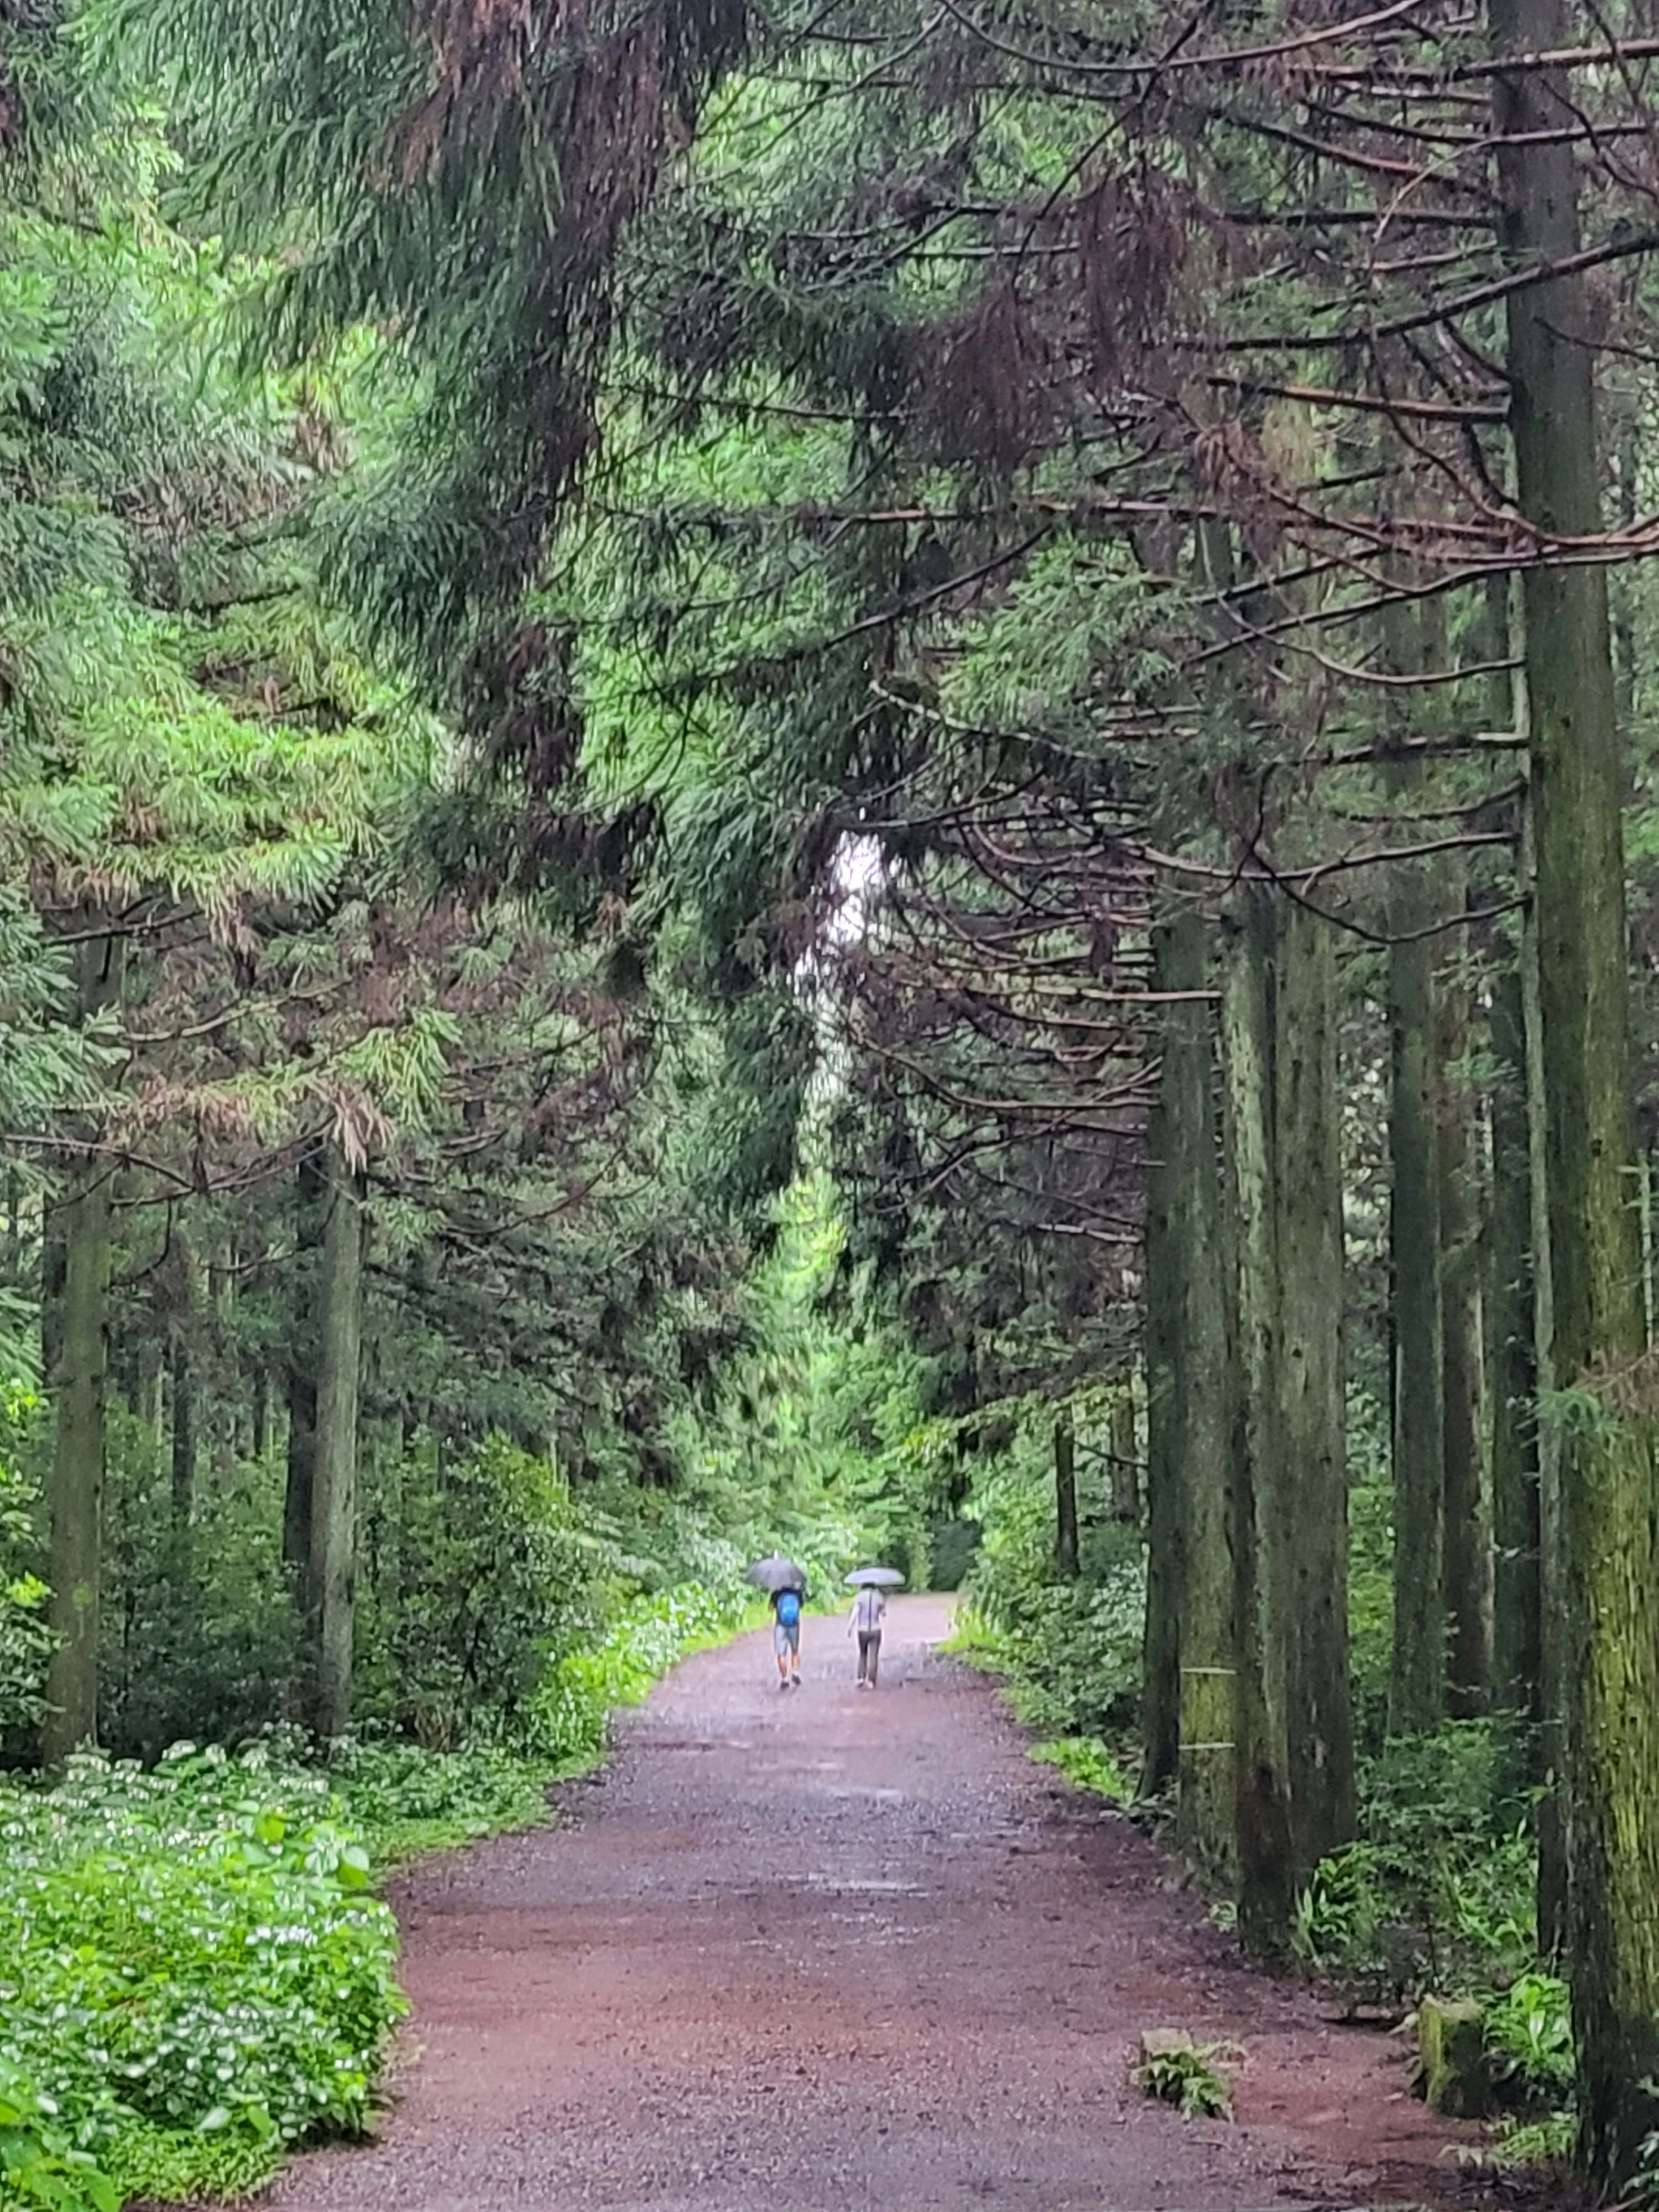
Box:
[41,930,123,1765]
[169,1243,197,1533]
[1054,1410,1079,1579]
[1109,1382,1140,1524]
[284,1151,325,1605]
[1160,911,1236,1880]
[1437,928,1492,1715]
[1387,865,1445,1735]
[1491,0,1659,2177]
[307,1154,365,1740]
[1275,902,1353,1875]
[1142,942,1186,1796]
[1489,949,1540,1726]
[252,1364,272,1462]
[1221,892,1295,1955]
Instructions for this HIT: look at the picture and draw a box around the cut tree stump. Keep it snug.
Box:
[1413,1994,1491,2117]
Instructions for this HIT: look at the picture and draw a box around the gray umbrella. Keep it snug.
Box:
[747,1552,807,1594]
[844,1566,905,1589]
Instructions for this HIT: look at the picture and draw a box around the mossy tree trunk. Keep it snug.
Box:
[1387,838,1445,1735]
[1489,947,1540,1728]
[1054,1409,1079,1580]
[1436,921,1491,1716]
[41,929,124,1765]
[1492,0,1659,2176]
[169,1239,199,1535]
[283,1151,325,1609]
[307,1153,366,1740]
[1152,911,1235,1880]
[1109,1383,1140,1525]
[1275,902,1353,1875]
[1220,891,1295,1954]
[1142,927,1187,1795]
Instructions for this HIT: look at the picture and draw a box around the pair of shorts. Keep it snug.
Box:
[774,1620,800,1655]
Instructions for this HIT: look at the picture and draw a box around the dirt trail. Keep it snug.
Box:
[268,1598,1491,2212]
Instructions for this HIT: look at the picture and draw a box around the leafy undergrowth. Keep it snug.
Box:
[1029,1735,1132,1801]
[0,1578,759,2210]
[0,1744,402,2209]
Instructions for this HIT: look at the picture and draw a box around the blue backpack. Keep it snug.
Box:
[776,1589,801,1627]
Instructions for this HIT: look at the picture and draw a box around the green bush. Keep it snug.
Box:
[0,1745,405,2206]
[959,1454,1145,1745]
[530,1579,756,1766]
[355,1434,609,1750]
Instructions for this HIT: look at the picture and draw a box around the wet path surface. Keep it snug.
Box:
[267,1599,1477,2211]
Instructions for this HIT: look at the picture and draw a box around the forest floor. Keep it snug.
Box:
[258,1598,1558,2212]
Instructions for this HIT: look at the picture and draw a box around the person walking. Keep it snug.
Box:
[848,1582,886,1688]
[770,1582,804,1689]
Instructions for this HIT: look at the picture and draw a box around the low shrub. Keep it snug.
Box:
[0,1745,405,2208]
[1030,1736,1131,1801]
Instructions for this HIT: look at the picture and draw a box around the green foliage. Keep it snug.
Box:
[1029,1736,1130,1801]
[1132,2040,1237,2121]
[956,1425,1144,1750]
[529,1580,758,1769]
[0,2057,118,2212]
[1293,1723,1537,1999]
[0,1745,404,2207]
[307,1739,555,1871]
[0,1391,51,1739]
[1483,1973,1574,2107]
[355,1436,609,1751]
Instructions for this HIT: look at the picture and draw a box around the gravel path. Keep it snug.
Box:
[265,1598,1494,2212]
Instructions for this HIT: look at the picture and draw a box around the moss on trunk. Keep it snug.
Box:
[308,1154,366,1740]
[1492,0,1659,2176]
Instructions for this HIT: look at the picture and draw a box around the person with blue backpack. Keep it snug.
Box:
[769,1582,804,1689]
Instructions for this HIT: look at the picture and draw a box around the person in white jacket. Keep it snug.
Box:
[848,1584,886,1688]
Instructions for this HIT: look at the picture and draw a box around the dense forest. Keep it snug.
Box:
[4,0,1659,2200]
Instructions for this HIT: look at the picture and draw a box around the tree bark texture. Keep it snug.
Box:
[41,931,123,1764]
[1220,893,1295,1954]
[1054,1410,1079,1580]
[1109,1383,1140,1525]
[307,1156,366,1740]
[1142,940,1185,1796]
[170,1243,198,1534]
[1387,877,1445,1735]
[1154,911,1237,1881]
[1275,902,1353,1875]
[284,1151,325,1604]
[1489,950,1540,1726]
[1436,932,1492,1715]
[1493,0,1659,2175]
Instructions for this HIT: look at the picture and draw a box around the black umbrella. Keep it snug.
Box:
[747,1552,807,1594]
[844,1566,905,1589]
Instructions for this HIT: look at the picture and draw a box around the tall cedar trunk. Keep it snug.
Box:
[1522,844,1568,1955]
[1436,925,1493,1714]
[1054,1410,1079,1579]
[1109,1380,1140,1523]
[169,1241,197,1532]
[1221,893,1295,1954]
[283,1152,325,1603]
[1492,0,1659,2176]
[1141,941,1185,1794]
[1155,911,1236,1879]
[252,1364,271,1462]
[41,931,123,1764]
[1387,865,1445,1734]
[1275,904,1353,1875]
[307,1156,365,1739]
[1489,951,1540,1726]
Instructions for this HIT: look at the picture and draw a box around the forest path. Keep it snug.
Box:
[266,1599,1477,2212]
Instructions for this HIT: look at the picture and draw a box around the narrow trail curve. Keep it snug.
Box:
[269,1599,1481,2212]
